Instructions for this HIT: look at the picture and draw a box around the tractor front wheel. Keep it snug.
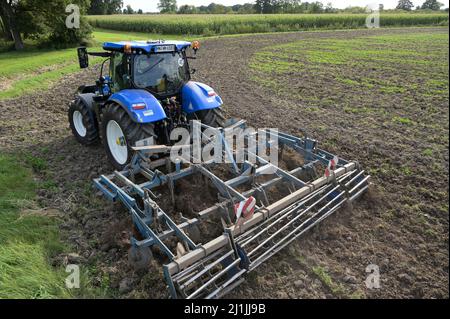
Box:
[68,97,99,145]
[101,103,156,170]
[195,107,225,128]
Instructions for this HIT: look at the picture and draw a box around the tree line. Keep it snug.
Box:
[87,0,447,15]
[156,0,446,14]
[396,0,444,11]
[173,1,333,14]
[158,0,359,14]
[87,1,144,15]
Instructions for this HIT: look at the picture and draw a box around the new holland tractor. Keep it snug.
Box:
[69,39,370,299]
[69,40,224,169]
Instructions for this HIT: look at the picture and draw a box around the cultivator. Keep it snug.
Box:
[94,120,370,299]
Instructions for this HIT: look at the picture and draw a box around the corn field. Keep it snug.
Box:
[87,13,449,36]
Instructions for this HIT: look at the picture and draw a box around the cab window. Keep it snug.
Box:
[133,52,189,95]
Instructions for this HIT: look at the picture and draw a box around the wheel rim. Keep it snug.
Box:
[73,111,87,137]
[106,120,128,165]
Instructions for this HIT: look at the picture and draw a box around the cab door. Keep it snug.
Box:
[110,52,131,93]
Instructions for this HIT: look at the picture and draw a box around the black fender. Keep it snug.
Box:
[77,85,96,94]
[77,93,95,110]
[76,93,98,129]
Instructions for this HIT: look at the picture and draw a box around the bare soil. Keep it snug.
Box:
[0,27,448,299]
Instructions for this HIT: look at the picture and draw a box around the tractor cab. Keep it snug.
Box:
[70,39,224,170]
[103,40,195,97]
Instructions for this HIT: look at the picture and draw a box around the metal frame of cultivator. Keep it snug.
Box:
[94,120,370,299]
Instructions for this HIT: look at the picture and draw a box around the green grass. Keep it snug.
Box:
[24,153,48,172]
[422,148,434,156]
[0,48,98,100]
[312,266,346,296]
[0,154,70,298]
[392,116,415,125]
[87,13,449,36]
[0,154,112,299]
[0,243,70,299]
[0,63,86,100]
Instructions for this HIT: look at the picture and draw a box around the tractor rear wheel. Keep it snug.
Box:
[101,103,156,170]
[195,107,225,128]
[68,97,99,145]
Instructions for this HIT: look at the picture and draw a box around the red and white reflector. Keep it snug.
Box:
[132,103,146,110]
[234,196,256,227]
[324,156,339,177]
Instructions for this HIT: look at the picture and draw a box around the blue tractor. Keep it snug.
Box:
[68,40,224,169]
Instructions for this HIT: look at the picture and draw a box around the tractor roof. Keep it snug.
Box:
[102,40,192,54]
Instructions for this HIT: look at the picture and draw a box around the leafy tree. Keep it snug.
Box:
[158,0,177,13]
[137,9,143,14]
[124,4,134,14]
[38,0,92,48]
[88,0,104,14]
[107,0,123,14]
[178,5,197,14]
[0,0,23,49]
[421,0,443,10]
[324,2,337,13]
[197,5,207,13]
[89,0,123,15]
[237,3,256,13]
[207,3,232,14]
[0,0,91,50]
[231,4,242,12]
[307,1,324,13]
[0,15,11,40]
[255,0,273,13]
[396,0,414,10]
[341,6,367,13]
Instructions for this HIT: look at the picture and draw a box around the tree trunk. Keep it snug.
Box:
[0,0,23,50]
[0,12,13,41]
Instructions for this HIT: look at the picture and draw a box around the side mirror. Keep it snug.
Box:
[77,47,89,69]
